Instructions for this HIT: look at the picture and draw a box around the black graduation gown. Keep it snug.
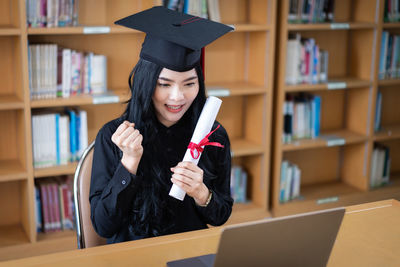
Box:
[89,116,233,244]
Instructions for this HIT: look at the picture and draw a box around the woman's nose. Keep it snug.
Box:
[169,85,184,101]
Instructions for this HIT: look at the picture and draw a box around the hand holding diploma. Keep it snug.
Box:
[169,96,224,201]
[170,162,210,206]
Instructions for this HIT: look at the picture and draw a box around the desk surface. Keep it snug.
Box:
[2,199,400,267]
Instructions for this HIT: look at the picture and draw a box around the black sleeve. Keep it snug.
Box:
[196,125,233,226]
[89,125,142,238]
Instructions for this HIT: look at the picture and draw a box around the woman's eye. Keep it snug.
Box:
[158,83,170,87]
[185,82,195,87]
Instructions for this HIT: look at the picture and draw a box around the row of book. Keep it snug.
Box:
[288,0,335,24]
[286,33,329,85]
[378,31,400,80]
[370,144,391,188]
[230,165,247,203]
[35,176,75,232]
[27,0,79,28]
[283,93,321,144]
[163,0,221,22]
[375,90,382,132]
[32,109,88,168]
[279,161,301,203]
[384,0,400,22]
[28,44,107,99]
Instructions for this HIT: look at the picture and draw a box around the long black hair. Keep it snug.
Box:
[122,59,207,237]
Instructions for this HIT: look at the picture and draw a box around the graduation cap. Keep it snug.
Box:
[115,6,234,72]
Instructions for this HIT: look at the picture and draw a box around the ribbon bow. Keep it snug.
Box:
[187,124,224,159]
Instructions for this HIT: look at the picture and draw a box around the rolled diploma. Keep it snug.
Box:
[169,96,222,201]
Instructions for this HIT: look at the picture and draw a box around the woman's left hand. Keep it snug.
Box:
[171,162,210,206]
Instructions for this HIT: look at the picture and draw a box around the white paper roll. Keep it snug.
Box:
[169,96,223,201]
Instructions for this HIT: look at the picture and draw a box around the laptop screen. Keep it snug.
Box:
[167,207,345,267]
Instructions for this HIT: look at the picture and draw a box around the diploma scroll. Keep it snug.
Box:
[169,96,223,201]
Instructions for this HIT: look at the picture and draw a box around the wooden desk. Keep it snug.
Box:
[2,199,400,267]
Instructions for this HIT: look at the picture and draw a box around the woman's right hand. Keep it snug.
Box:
[111,120,143,174]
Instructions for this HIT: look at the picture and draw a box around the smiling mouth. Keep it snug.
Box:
[166,104,184,112]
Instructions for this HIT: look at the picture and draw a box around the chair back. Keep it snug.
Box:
[74,141,107,248]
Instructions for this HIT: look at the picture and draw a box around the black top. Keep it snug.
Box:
[114,6,233,71]
[89,116,233,244]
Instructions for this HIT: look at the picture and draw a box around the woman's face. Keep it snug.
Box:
[152,67,199,127]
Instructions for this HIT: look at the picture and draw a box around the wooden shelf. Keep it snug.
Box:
[231,139,264,157]
[382,22,400,29]
[27,23,271,35]
[27,26,139,35]
[34,162,78,178]
[0,26,21,36]
[231,24,272,32]
[0,160,27,182]
[1,0,276,259]
[0,230,77,261]
[287,22,375,31]
[227,202,271,225]
[282,130,366,152]
[272,0,400,218]
[378,79,400,87]
[285,77,371,92]
[0,224,29,248]
[274,176,400,216]
[37,229,76,243]
[371,173,400,192]
[374,125,400,141]
[30,89,130,108]
[0,95,24,110]
[273,181,362,216]
[300,180,362,200]
[207,81,267,97]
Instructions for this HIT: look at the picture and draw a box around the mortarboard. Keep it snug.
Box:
[115,6,234,72]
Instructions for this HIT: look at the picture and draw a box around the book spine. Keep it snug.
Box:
[52,184,62,231]
[55,113,60,165]
[280,161,288,203]
[40,184,50,232]
[35,186,43,232]
[68,110,76,161]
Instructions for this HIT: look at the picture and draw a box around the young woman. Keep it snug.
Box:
[89,6,233,244]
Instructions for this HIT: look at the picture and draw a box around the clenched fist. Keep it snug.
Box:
[111,120,143,174]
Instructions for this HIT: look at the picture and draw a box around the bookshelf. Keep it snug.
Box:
[0,0,276,260]
[272,0,400,216]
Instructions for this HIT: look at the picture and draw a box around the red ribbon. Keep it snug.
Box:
[187,125,224,159]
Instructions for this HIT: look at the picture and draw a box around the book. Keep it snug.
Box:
[51,183,62,230]
[35,186,43,232]
[382,146,391,185]
[379,31,389,79]
[284,164,293,202]
[311,95,321,138]
[280,161,289,203]
[46,183,55,231]
[374,90,382,132]
[59,115,70,165]
[61,183,74,229]
[39,183,50,232]
[286,34,301,84]
[57,184,65,230]
[207,0,221,22]
[78,110,88,159]
[292,165,301,199]
[319,50,328,82]
[90,54,107,94]
[62,48,72,98]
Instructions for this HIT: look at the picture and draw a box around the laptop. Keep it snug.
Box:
[167,207,345,267]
